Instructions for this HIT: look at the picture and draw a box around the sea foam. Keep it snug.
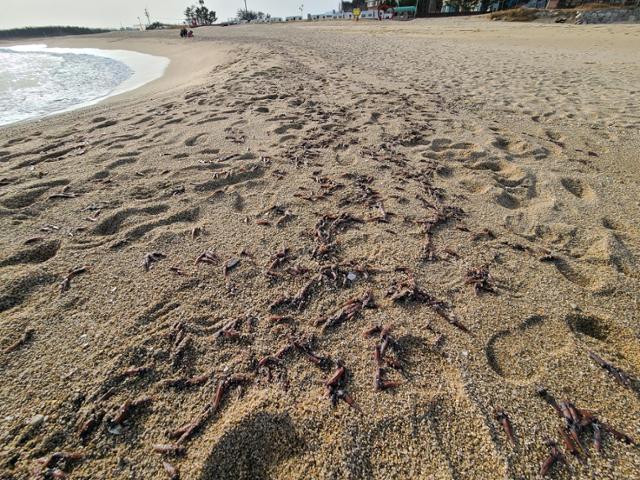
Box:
[0,44,169,126]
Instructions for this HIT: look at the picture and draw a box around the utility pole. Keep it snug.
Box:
[144,7,151,26]
[137,16,144,30]
[244,0,248,13]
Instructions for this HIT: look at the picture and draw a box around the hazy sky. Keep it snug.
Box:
[1,0,342,29]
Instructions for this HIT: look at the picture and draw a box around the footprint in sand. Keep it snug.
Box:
[0,270,56,313]
[0,240,61,269]
[560,177,596,201]
[582,231,637,277]
[0,179,70,209]
[486,315,571,384]
[567,313,640,375]
[92,204,170,236]
[462,159,536,210]
[274,123,304,135]
[184,133,208,147]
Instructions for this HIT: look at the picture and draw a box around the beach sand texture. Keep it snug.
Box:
[1,18,640,479]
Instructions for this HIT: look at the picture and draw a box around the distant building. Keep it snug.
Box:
[308,11,355,20]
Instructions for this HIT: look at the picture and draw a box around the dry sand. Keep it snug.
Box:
[1,17,640,479]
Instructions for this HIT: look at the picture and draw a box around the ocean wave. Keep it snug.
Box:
[0,45,169,126]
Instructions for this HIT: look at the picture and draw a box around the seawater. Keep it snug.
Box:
[0,44,169,126]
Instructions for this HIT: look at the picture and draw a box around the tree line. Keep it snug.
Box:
[0,26,110,39]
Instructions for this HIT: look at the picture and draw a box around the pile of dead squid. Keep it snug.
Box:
[7,138,638,480]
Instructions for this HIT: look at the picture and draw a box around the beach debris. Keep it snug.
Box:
[40,224,61,233]
[152,444,186,456]
[315,290,375,332]
[212,374,252,412]
[78,410,104,439]
[414,205,464,261]
[465,267,497,295]
[162,461,180,480]
[601,422,635,445]
[592,421,602,453]
[168,374,252,444]
[191,226,202,239]
[557,426,579,457]
[195,250,218,266]
[143,252,166,272]
[122,365,153,378]
[2,328,35,354]
[49,192,78,200]
[540,439,565,477]
[275,209,295,226]
[325,366,345,389]
[536,387,635,458]
[257,355,281,369]
[85,210,101,222]
[212,318,242,340]
[60,266,88,292]
[169,266,186,276]
[33,451,83,479]
[269,275,322,312]
[387,274,469,334]
[170,330,192,368]
[364,323,403,391]
[223,258,240,278]
[587,351,637,391]
[324,364,361,412]
[495,410,515,445]
[313,212,364,258]
[268,314,292,324]
[292,338,325,366]
[266,247,290,277]
[318,262,376,289]
[108,396,153,426]
[374,367,402,391]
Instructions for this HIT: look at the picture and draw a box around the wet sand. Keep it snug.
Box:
[1,18,640,479]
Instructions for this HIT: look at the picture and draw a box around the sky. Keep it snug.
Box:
[1,0,342,29]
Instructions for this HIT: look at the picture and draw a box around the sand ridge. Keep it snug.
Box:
[0,18,639,479]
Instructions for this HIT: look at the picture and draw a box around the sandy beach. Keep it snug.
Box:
[1,17,640,479]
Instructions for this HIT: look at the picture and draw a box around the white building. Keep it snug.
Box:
[308,11,355,20]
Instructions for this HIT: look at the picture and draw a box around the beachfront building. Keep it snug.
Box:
[285,16,303,21]
[308,11,355,20]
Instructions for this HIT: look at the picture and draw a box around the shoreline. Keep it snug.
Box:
[0,31,232,131]
[0,44,170,127]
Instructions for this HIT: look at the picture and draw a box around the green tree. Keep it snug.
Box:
[184,0,217,25]
[236,9,267,21]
